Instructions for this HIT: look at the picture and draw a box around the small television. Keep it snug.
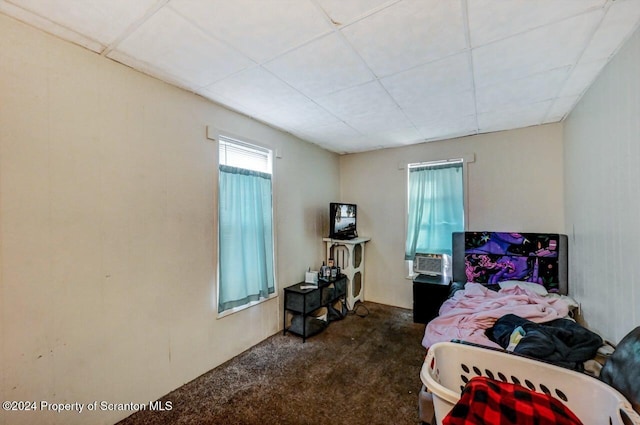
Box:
[329,202,357,240]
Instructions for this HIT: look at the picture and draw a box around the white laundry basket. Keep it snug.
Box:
[421,341,640,425]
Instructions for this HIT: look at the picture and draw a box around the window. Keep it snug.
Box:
[405,160,464,268]
[217,135,275,315]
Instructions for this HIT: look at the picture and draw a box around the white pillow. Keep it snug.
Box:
[498,280,548,296]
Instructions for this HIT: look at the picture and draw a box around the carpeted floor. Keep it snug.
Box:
[117,302,427,425]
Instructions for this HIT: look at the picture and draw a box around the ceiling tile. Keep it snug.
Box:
[473,10,603,87]
[476,67,571,114]
[348,113,415,134]
[301,121,361,140]
[203,67,312,113]
[468,0,606,47]
[108,49,203,92]
[196,91,256,119]
[109,8,254,88]
[316,81,415,137]
[363,127,423,145]
[0,1,103,52]
[381,53,473,110]
[477,101,553,133]
[6,0,158,47]
[169,0,332,63]
[401,91,476,127]
[314,0,396,26]
[251,102,342,131]
[295,121,362,149]
[580,0,640,63]
[320,138,378,154]
[316,81,400,119]
[293,138,350,154]
[263,33,374,98]
[558,59,608,98]
[341,0,466,77]
[417,114,478,142]
[335,128,424,152]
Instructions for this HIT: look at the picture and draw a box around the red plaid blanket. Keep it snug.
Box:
[443,376,583,425]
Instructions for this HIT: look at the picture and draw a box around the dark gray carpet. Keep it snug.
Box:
[117,302,426,425]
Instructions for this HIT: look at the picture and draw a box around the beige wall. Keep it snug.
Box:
[0,15,338,425]
[339,124,565,309]
[564,26,640,343]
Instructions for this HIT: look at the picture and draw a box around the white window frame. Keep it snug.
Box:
[211,129,278,318]
[402,153,474,279]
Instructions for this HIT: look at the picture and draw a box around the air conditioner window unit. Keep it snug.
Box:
[413,253,450,277]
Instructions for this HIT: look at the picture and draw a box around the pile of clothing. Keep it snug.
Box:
[487,314,603,371]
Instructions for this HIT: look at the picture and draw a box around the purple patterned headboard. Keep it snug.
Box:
[452,232,568,294]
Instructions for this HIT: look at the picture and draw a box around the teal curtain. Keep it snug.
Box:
[405,162,464,260]
[218,165,275,313]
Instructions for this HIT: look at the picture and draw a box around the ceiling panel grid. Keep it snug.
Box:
[2,0,640,153]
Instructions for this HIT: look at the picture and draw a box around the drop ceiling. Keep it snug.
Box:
[2,0,640,154]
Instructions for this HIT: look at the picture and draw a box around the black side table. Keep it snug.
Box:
[412,274,451,324]
[283,275,346,342]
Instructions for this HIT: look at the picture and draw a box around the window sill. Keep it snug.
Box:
[216,293,278,319]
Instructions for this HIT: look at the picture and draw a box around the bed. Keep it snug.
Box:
[422,231,575,350]
[418,231,594,424]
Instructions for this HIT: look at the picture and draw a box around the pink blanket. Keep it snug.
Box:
[422,283,569,349]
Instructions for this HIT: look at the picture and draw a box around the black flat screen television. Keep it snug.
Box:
[329,202,357,240]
